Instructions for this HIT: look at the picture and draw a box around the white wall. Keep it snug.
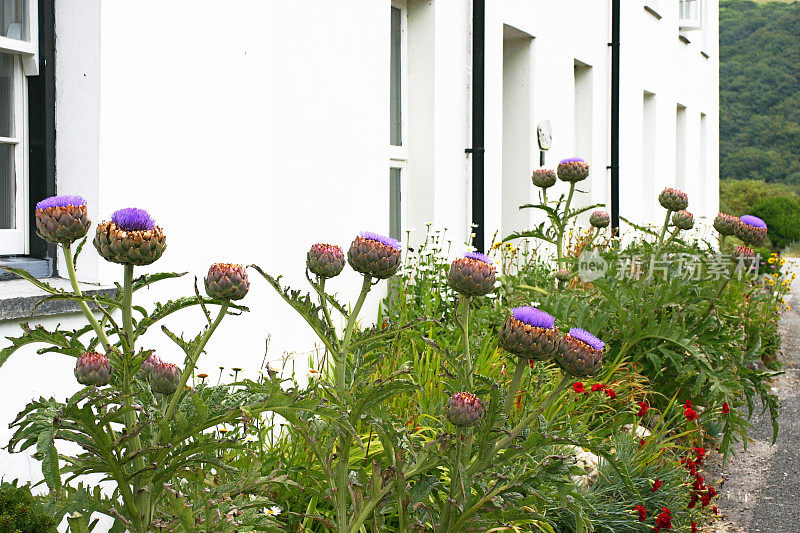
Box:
[0,0,720,490]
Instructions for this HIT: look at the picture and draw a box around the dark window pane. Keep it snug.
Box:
[0,143,15,229]
[390,6,402,146]
[390,168,401,241]
[0,53,14,138]
[0,0,28,41]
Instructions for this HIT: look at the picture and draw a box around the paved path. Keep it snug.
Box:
[708,260,800,533]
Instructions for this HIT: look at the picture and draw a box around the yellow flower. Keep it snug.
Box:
[768,257,776,264]
[768,279,775,286]
[780,258,786,265]
[773,273,779,277]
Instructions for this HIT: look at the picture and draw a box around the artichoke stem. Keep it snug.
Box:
[657,210,672,245]
[62,243,112,352]
[460,295,472,389]
[338,275,372,389]
[503,362,527,416]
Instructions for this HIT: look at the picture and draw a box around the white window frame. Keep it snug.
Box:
[389,0,408,242]
[0,0,38,254]
[679,0,702,30]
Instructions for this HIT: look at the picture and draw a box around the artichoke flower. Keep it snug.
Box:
[137,353,162,381]
[713,213,739,237]
[672,210,694,230]
[557,158,590,183]
[150,362,181,395]
[658,188,689,212]
[734,215,768,247]
[589,210,610,229]
[498,306,560,361]
[531,169,557,189]
[445,392,485,427]
[205,263,250,300]
[554,328,605,378]
[347,231,402,279]
[93,208,166,265]
[447,252,496,297]
[734,244,755,258]
[307,243,346,278]
[555,269,571,282]
[35,195,91,244]
[74,352,113,386]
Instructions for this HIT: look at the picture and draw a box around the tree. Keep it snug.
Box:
[752,195,800,250]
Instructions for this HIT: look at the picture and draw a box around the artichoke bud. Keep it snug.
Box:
[531,169,557,189]
[734,215,768,247]
[445,392,485,427]
[713,213,739,237]
[150,362,181,395]
[307,243,346,278]
[554,328,605,378]
[555,269,571,282]
[35,195,91,245]
[74,352,113,387]
[557,158,590,183]
[347,232,402,279]
[205,263,250,300]
[658,188,689,212]
[447,252,496,297]
[499,307,559,361]
[93,208,166,266]
[137,353,163,381]
[589,210,610,229]
[672,210,694,231]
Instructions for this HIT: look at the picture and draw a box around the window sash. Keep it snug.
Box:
[0,53,28,254]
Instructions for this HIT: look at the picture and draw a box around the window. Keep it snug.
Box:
[675,104,687,189]
[389,2,407,241]
[0,0,38,255]
[679,0,702,30]
[642,91,656,213]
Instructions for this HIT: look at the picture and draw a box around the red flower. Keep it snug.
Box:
[688,491,698,509]
[713,505,719,514]
[640,437,646,447]
[605,388,617,399]
[684,399,693,409]
[636,400,649,417]
[692,476,706,492]
[591,383,605,392]
[684,406,698,421]
[693,446,706,465]
[635,504,647,522]
[654,507,672,530]
[651,478,663,492]
[691,522,698,533]
[685,458,697,476]
[573,381,588,394]
[722,401,730,414]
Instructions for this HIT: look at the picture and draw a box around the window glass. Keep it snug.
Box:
[390,6,402,146]
[390,167,401,241]
[0,0,29,41]
[0,143,14,229]
[0,52,13,137]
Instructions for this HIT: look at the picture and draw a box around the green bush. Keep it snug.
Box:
[719,178,796,216]
[752,195,800,249]
[0,481,56,533]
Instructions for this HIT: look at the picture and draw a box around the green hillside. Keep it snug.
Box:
[720,0,800,186]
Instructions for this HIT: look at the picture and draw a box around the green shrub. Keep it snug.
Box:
[719,178,796,216]
[752,195,800,249]
[0,481,56,533]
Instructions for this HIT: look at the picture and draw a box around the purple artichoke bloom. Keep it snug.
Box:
[740,215,767,229]
[512,306,556,329]
[567,328,605,351]
[464,251,492,264]
[359,231,402,251]
[559,157,586,165]
[112,207,156,232]
[36,195,86,210]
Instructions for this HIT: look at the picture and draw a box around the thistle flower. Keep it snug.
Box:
[347,231,402,279]
[447,251,496,296]
[658,187,688,212]
[713,213,739,236]
[307,243,346,278]
[150,362,181,395]
[735,214,768,247]
[554,328,604,378]
[557,158,590,183]
[137,353,163,381]
[205,263,250,300]
[93,207,166,265]
[444,391,485,427]
[672,209,694,230]
[74,352,113,386]
[589,210,610,228]
[34,195,91,244]
[531,168,557,189]
[498,306,560,361]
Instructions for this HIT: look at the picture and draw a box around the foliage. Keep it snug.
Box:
[720,0,800,185]
[752,195,800,249]
[0,481,57,533]
[719,178,798,216]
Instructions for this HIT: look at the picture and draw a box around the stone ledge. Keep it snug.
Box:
[0,278,116,322]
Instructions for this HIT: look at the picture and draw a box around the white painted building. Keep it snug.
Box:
[0,0,718,488]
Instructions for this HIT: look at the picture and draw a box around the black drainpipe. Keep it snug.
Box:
[609,0,621,232]
[466,0,486,251]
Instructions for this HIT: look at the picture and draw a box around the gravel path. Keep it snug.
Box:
[707,260,800,533]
